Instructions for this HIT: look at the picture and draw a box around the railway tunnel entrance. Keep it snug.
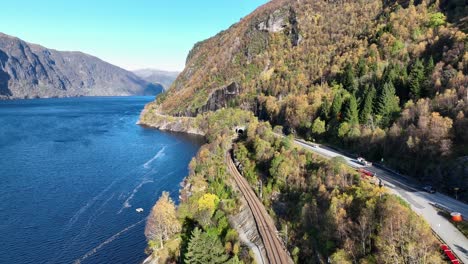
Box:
[235,126,245,136]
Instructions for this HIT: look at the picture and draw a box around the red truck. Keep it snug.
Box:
[357,168,375,178]
[440,244,460,264]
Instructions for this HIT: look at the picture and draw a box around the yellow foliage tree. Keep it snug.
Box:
[145,192,181,249]
[197,193,220,216]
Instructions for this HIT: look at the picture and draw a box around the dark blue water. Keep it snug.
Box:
[0,97,203,264]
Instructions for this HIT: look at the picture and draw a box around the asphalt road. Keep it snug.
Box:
[294,139,468,263]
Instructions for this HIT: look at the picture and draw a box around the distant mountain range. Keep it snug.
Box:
[0,32,164,99]
[133,69,179,90]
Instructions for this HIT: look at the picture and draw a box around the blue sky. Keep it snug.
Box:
[0,0,269,71]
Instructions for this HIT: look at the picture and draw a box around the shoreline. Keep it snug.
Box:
[137,108,266,263]
[0,95,158,101]
[137,104,205,136]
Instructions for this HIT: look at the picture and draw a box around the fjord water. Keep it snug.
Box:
[0,97,203,264]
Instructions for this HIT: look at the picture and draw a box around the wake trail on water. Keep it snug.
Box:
[118,178,154,214]
[84,192,115,229]
[73,219,146,264]
[55,169,155,261]
[64,179,119,231]
[50,192,115,263]
[64,149,163,231]
[143,146,166,169]
[97,192,116,212]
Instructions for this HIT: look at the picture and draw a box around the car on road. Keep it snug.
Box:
[423,185,436,194]
[357,157,372,167]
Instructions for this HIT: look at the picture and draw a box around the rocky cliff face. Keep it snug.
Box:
[0,33,163,99]
[150,0,351,116]
[191,82,241,117]
[138,102,204,135]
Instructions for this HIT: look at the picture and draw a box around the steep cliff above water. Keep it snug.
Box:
[0,33,162,99]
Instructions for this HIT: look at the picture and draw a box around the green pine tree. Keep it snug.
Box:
[426,56,434,75]
[382,63,398,85]
[344,95,359,125]
[185,227,229,264]
[408,59,425,100]
[342,63,357,94]
[359,86,376,124]
[378,82,400,126]
[320,96,330,120]
[357,57,367,77]
[331,92,344,120]
[422,56,435,97]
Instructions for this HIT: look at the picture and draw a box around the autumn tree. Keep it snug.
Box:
[145,192,181,249]
[338,122,351,138]
[196,193,220,227]
[375,196,443,263]
[428,12,446,28]
[253,136,274,162]
[454,111,468,144]
[329,249,352,264]
[424,112,453,157]
[281,95,310,130]
[311,117,326,136]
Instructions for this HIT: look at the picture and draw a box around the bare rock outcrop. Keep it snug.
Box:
[195,82,241,115]
[228,193,267,264]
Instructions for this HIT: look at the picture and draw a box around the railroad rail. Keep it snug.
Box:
[226,151,292,264]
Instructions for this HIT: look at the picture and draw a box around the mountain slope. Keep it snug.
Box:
[139,1,465,262]
[133,69,179,90]
[143,0,467,198]
[0,33,163,99]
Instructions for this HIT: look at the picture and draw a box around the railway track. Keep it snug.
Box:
[226,151,292,264]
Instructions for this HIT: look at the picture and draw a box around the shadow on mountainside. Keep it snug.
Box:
[0,50,12,97]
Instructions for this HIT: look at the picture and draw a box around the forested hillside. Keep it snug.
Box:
[141,108,444,263]
[150,0,467,199]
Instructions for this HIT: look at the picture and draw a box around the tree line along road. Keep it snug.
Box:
[293,139,468,264]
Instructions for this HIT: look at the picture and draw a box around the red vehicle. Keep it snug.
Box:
[440,244,460,264]
[357,168,375,178]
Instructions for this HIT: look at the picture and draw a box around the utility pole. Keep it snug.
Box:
[280,224,288,248]
[285,224,288,247]
[258,179,263,199]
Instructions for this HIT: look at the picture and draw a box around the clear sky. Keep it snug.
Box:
[0,0,269,72]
